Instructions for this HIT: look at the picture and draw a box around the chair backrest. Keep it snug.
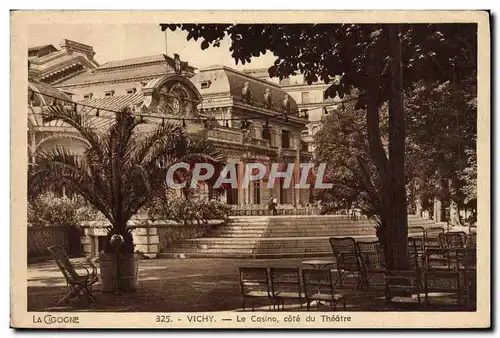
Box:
[425,247,454,270]
[269,267,301,296]
[239,267,270,297]
[408,226,426,239]
[466,233,477,249]
[301,268,335,298]
[455,248,477,271]
[440,232,467,249]
[385,270,421,301]
[425,227,445,248]
[329,237,360,272]
[356,241,386,270]
[47,245,79,283]
[408,237,423,270]
[425,247,476,271]
[426,226,445,237]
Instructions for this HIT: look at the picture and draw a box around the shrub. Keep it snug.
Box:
[28,193,104,227]
[148,194,231,225]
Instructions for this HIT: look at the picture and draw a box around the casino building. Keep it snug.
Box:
[28,39,313,207]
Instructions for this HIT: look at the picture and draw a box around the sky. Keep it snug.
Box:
[28,23,277,71]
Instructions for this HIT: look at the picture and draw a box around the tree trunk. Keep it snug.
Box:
[365,25,409,270]
[386,24,408,270]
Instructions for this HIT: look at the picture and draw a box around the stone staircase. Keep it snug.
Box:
[159,215,444,259]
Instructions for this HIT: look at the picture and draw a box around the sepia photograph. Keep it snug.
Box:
[10,10,490,328]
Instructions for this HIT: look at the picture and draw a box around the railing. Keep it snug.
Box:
[280,148,299,157]
[250,137,271,148]
[229,204,321,216]
[206,127,244,144]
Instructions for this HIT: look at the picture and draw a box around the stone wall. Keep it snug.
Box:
[80,219,223,259]
[157,222,214,253]
[27,226,82,261]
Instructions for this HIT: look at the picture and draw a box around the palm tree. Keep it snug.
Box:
[29,105,225,253]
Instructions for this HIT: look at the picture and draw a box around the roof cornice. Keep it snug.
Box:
[200,65,282,90]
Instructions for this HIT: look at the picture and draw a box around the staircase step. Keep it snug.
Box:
[161,215,441,258]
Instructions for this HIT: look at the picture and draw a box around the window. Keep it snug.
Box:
[83,93,93,99]
[226,187,239,205]
[301,141,308,152]
[279,178,287,204]
[281,130,291,148]
[301,92,310,104]
[262,125,272,142]
[252,181,261,205]
[206,184,216,200]
[104,90,115,97]
[226,163,240,205]
[200,80,212,89]
[126,88,137,95]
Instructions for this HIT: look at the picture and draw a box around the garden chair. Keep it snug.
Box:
[239,267,272,311]
[47,245,98,306]
[356,241,386,291]
[385,270,425,309]
[427,247,476,309]
[424,270,467,309]
[301,268,346,311]
[329,237,364,290]
[458,248,477,310]
[269,267,304,310]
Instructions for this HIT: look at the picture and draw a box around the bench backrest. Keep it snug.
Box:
[47,245,79,283]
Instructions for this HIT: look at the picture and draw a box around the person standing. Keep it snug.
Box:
[268,197,278,216]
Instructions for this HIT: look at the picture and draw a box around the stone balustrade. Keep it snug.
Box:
[80,219,225,259]
[229,205,321,216]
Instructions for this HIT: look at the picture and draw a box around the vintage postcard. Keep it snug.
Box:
[11,10,490,328]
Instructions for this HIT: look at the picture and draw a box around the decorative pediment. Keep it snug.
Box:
[142,74,202,118]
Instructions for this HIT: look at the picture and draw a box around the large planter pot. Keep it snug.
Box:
[99,253,140,292]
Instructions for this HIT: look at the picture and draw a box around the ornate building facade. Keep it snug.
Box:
[28,41,312,207]
[243,68,342,155]
[28,39,100,86]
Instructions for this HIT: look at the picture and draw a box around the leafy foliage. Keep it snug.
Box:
[405,75,477,209]
[29,106,225,253]
[162,24,475,100]
[28,193,105,227]
[162,23,477,269]
[148,192,231,225]
[314,93,382,222]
